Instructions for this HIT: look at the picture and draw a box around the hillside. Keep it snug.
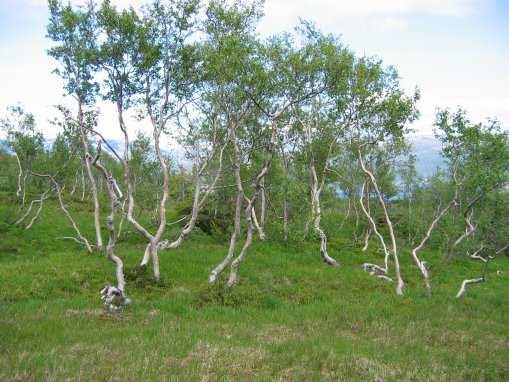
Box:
[1,196,507,381]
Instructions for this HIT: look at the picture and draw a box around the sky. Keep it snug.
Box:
[0,0,508,141]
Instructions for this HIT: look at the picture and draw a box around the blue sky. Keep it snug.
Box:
[1,0,508,140]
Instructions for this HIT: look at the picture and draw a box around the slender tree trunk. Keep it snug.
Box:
[14,188,51,228]
[21,172,28,207]
[117,199,127,239]
[251,206,266,240]
[227,200,255,287]
[80,166,86,201]
[260,177,266,227]
[447,209,476,259]
[115,106,159,279]
[359,181,391,279]
[90,146,129,311]
[353,196,360,243]
[209,190,242,283]
[25,188,51,230]
[14,152,23,203]
[226,145,271,286]
[411,196,456,296]
[70,170,78,196]
[361,183,371,251]
[157,142,227,255]
[33,173,93,253]
[362,228,371,252]
[78,102,103,251]
[310,161,338,266]
[358,149,404,295]
[456,246,491,298]
[211,116,278,286]
[145,125,170,281]
[338,195,351,230]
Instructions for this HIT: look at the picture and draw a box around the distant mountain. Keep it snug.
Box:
[0,139,9,153]
[2,135,445,178]
[407,135,445,178]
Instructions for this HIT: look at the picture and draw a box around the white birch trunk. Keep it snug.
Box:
[411,196,456,295]
[310,162,338,266]
[359,181,391,278]
[91,146,129,311]
[447,209,476,259]
[209,191,242,283]
[33,173,93,253]
[251,206,266,241]
[25,189,51,230]
[80,166,85,201]
[14,152,23,202]
[78,103,103,251]
[260,177,266,227]
[456,246,491,298]
[358,149,404,295]
[156,142,227,255]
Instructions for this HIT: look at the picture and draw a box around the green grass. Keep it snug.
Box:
[0,196,508,381]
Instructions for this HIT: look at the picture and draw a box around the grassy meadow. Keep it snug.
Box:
[0,194,508,381]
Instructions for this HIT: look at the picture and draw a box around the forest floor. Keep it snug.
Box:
[0,197,508,381]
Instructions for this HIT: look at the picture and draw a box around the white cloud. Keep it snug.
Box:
[23,0,484,16]
[370,16,409,32]
[2,0,506,142]
[263,0,483,18]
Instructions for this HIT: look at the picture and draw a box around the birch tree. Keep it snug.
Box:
[434,109,509,259]
[348,57,419,295]
[1,106,44,207]
[47,0,104,250]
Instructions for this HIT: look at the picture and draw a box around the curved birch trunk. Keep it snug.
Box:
[362,228,371,252]
[456,246,491,298]
[156,142,227,256]
[80,166,86,201]
[78,103,103,251]
[25,189,51,230]
[21,172,28,207]
[208,191,242,284]
[310,162,338,266]
[14,190,48,226]
[358,149,404,295]
[14,153,23,202]
[90,145,129,312]
[115,106,159,279]
[352,196,360,243]
[33,172,93,253]
[117,199,127,239]
[359,181,391,281]
[259,177,266,236]
[411,195,457,296]
[360,185,371,251]
[226,116,289,286]
[70,170,79,196]
[251,206,266,241]
[227,202,254,287]
[209,123,247,284]
[144,125,170,281]
[447,209,476,259]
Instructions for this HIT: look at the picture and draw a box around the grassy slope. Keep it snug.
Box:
[0,196,508,381]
